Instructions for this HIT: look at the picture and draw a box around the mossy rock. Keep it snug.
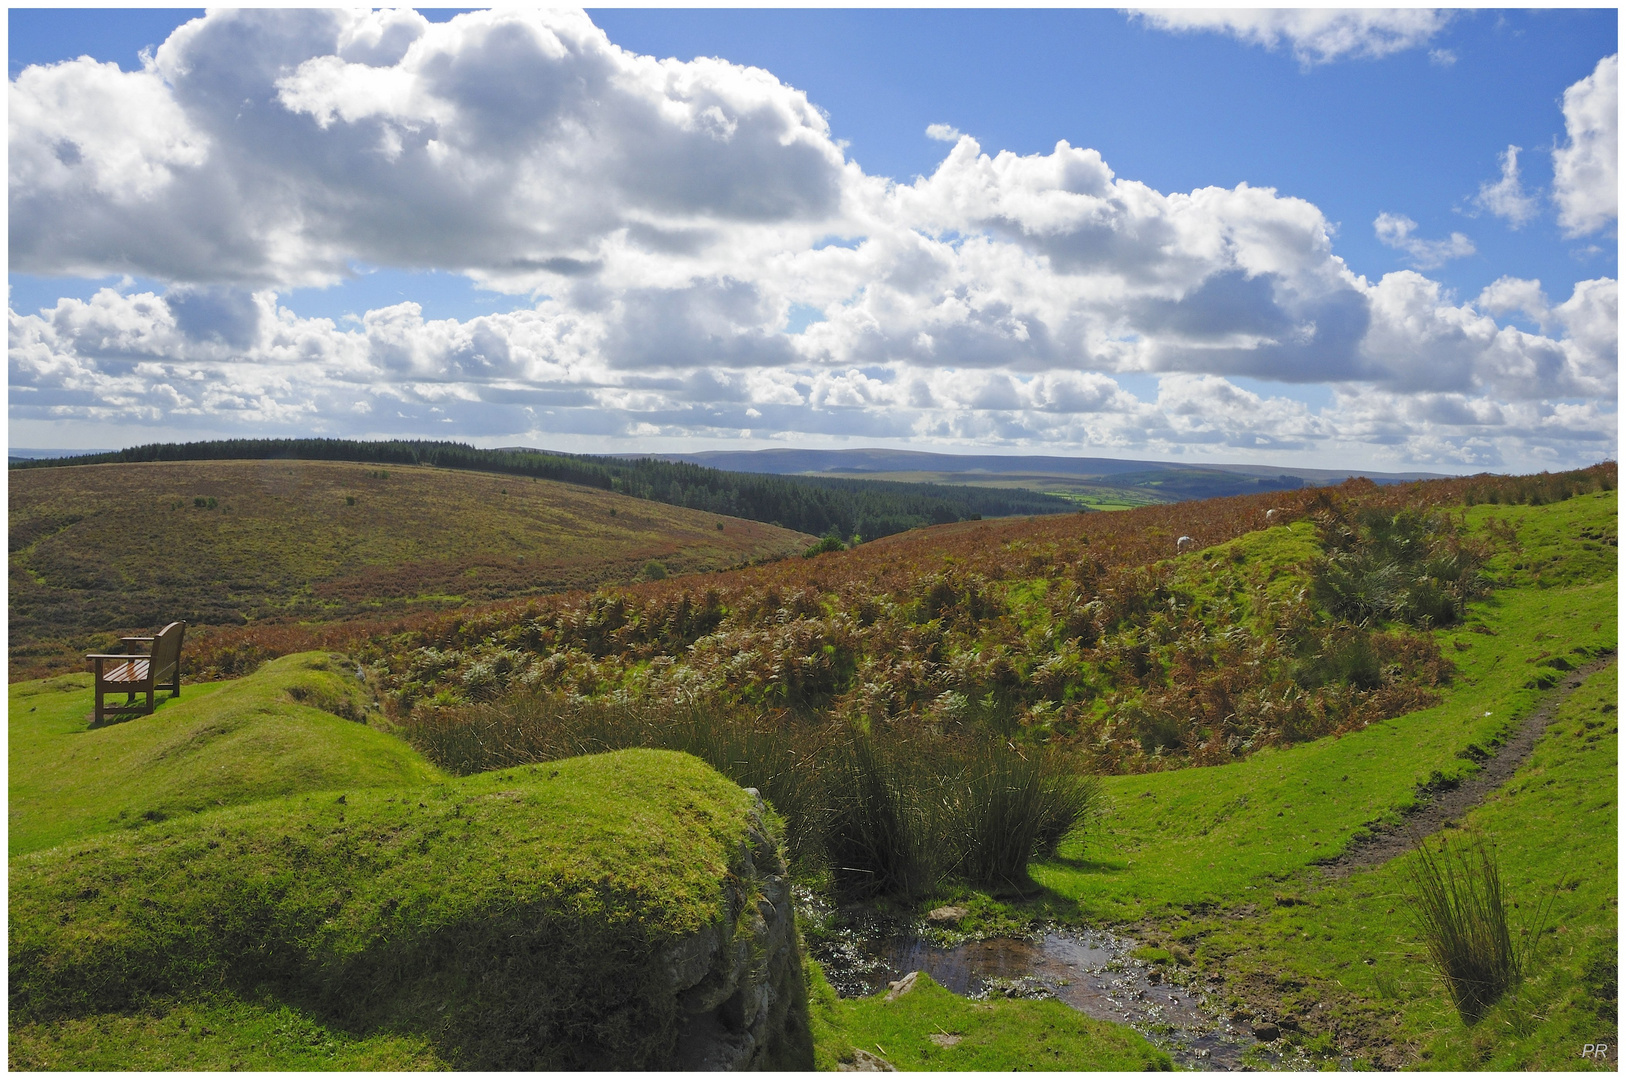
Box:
[11,748,811,1070]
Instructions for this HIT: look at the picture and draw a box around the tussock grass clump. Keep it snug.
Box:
[1405,832,1552,1024]
[823,732,943,901]
[949,741,1101,891]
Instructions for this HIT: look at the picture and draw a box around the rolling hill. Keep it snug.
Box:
[8,459,814,680]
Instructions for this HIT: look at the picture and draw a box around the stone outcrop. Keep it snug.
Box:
[667,789,812,1070]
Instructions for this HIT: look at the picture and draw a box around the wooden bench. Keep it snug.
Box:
[86,621,186,725]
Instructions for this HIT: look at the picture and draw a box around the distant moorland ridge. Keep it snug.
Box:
[10,438,1074,541]
[610,446,1450,485]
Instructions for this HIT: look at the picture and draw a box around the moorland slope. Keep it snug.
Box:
[8,461,1614,1070]
[360,464,1614,1068]
[9,458,814,679]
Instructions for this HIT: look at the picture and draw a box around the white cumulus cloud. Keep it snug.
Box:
[1373,212,1476,269]
[1552,53,1617,237]
[1472,146,1540,228]
[6,9,1616,472]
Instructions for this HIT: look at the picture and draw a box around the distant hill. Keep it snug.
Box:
[8,459,814,680]
[616,447,1447,486]
[13,439,1076,543]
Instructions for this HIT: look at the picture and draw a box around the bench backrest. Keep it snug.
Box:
[150,621,186,684]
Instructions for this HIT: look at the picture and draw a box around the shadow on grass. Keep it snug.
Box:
[1037,854,1130,876]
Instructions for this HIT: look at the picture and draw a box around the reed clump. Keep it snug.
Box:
[1405,832,1553,1024]
[400,693,1101,900]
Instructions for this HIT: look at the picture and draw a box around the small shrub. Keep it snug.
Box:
[345,495,356,506]
[1312,508,1485,628]
[642,560,667,581]
[803,534,846,559]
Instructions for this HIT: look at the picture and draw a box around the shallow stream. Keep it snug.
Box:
[801,894,1304,1071]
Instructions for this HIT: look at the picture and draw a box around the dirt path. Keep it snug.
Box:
[1315,650,1617,879]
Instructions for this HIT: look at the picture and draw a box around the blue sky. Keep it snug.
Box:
[8,9,1618,471]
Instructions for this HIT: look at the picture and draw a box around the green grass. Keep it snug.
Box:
[811,967,1172,1070]
[9,995,446,1070]
[9,652,441,856]
[1045,487,1168,512]
[1036,491,1615,924]
[10,458,814,679]
[1189,663,1617,1070]
[10,748,770,1069]
[1020,489,1616,1067]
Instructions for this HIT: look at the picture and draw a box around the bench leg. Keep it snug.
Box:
[146,687,155,716]
[94,685,104,725]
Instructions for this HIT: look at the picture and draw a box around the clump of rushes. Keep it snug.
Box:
[1405,832,1552,1024]
[947,739,1101,892]
[401,693,1102,901]
[822,730,942,902]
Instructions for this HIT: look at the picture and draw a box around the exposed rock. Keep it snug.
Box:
[884,971,919,1001]
[668,789,811,1070]
[839,1048,898,1071]
[925,905,968,924]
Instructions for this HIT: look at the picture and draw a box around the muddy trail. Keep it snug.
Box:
[1317,650,1616,878]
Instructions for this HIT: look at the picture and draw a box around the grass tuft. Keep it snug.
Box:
[948,740,1101,892]
[1405,832,1553,1024]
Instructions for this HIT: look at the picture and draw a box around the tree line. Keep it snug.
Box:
[11,438,1075,541]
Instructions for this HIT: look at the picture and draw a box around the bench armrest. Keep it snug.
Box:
[121,636,156,644]
[85,653,145,660]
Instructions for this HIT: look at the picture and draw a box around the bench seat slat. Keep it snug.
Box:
[103,660,150,684]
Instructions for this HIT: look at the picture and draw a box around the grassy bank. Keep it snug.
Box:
[1020,489,1616,1067]
[1183,662,1617,1070]
[9,652,439,856]
[11,748,782,1069]
[805,965,1172,1070]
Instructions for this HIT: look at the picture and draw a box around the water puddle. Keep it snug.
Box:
[802,894,1281,1070]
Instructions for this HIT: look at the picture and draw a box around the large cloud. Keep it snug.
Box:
[7,9,1617,471]
[10,9,853,288]
[1552,53,1618,237]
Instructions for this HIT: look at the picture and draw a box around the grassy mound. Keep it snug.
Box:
[806,965,1172,1070]
[9,458,814,679]
[9,652,440,856]
[11,748,782,1069]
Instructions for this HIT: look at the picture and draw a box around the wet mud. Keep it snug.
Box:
[804,897,1296,1070]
